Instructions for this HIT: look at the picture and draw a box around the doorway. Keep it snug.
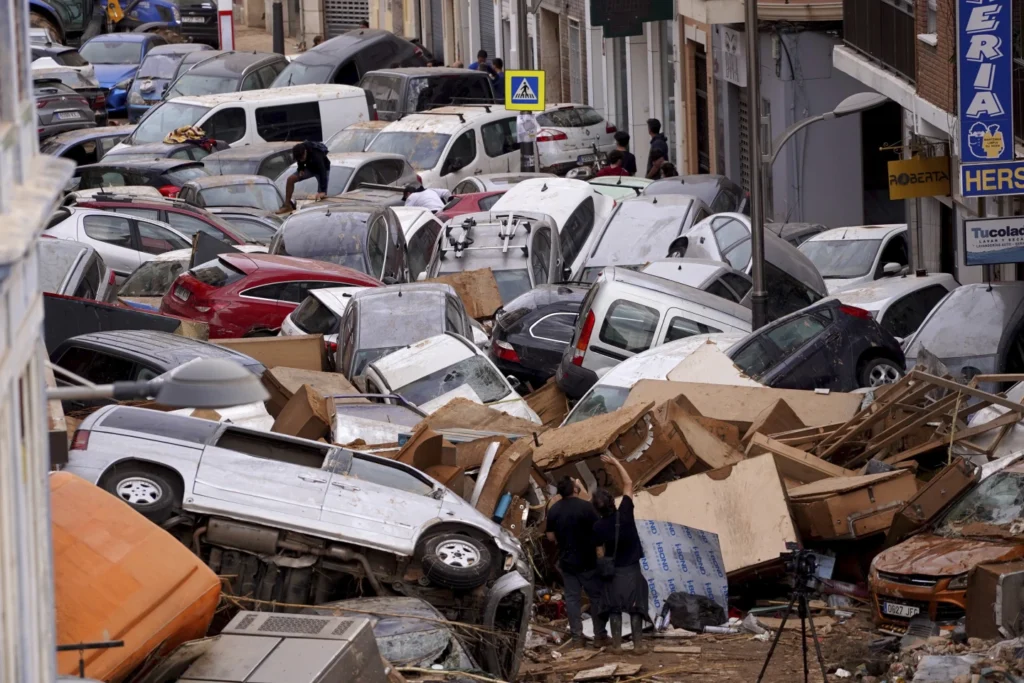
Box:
[861,101,906,225]
[540,8,561,101]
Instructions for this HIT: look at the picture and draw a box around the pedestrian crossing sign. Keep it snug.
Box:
[505,70,545,111]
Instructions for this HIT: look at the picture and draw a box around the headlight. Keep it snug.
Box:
[114,79,132,91]
[128,91,145,105]
[947,573,969,590]
[172,5,181,21]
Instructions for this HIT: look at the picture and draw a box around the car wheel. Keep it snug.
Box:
[420,534,492,590]
[101,464,181,523]
[859,357,902,388]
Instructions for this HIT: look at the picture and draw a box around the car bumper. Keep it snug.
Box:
[489,352,553,388]
[106,90,128,116]
[555,352,598,400]
[870,576,966,633]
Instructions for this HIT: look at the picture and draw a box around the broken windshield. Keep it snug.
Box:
[119,259,186,296]
[394,355,510,406]
[935,467,1024,540]
[799,239,881,279]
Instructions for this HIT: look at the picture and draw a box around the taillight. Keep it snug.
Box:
[94,93,106,109]
[606,123,617,134]
[37,99,50,108]
[158,185,180,197]
[326,340,338,354]
[107,270,116,285]
[571,311,595,366]
[416,174,422,184]
[492,339,520,363]
[839,305,872,320]
[536,130,568,143]
[71,429,90,451]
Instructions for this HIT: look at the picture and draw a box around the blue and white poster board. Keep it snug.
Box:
[965,216,1024,264]
[637,519,728,618]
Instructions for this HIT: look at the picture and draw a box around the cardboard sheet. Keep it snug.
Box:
[665,343,762,387]
[425,268,503,320]
[421,397,544,435]
[262,367,362,417]
[630,455,797,574]
[214,335,326,371]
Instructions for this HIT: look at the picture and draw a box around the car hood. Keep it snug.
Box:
[824,276,869,295]
[873,532,1023,577]
[93,64,138,88]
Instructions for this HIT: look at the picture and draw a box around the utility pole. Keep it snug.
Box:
[514,0,530,70]
[746,0,767,329]
[272,1,285,55]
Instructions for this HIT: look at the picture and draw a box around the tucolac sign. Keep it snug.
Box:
[957,0,1023,197]
[965,216,1024,265]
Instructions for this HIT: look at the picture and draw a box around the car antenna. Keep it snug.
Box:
[652,196,658,204]
[541,183,548,192]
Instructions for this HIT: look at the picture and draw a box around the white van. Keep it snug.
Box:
[112,84,373,152]
[365,105,522,190]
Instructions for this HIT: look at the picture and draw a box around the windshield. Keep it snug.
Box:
[54,50,88,67]
[291,296,340,334]
[327,128,380,153]
[199,184,282,211]
[799,239,882,279]
[132,102,209,144]
[368,132,450,171]
[394,355,510,405]
[165,74,238,99]
[119,259,187,296]
[359,298,446,348]
[493,269,533,303]
[935,468,1024,540]
[80,40,142,65]
[275,163,354,197]
[565,385,630,424]
[220,216,278,244]
[138,54,180,79]
[272,60,335,87]
[588,203,686,267]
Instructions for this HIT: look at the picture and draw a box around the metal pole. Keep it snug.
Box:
[272,1,285,55]
[516,0,529,70]
[745,0,767,329]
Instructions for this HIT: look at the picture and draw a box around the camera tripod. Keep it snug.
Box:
[755,547,829,683]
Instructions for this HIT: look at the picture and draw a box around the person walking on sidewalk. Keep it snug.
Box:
[646,118,669,176]
[545,476,609,649]
[593,455,652,654]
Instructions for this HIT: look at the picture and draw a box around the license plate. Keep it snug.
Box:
[882,602,920,618]
[174,285,191,301]
[55,111,81,121]
[182,15,205,22]
[577,153,597,164]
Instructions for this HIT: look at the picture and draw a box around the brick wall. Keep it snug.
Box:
[537,0,588,104]
[915,0,956,113]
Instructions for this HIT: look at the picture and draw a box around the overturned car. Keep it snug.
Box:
[64,405,532,679]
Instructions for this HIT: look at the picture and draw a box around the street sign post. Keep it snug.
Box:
[956,0,1021,197]
[505,70,545,111]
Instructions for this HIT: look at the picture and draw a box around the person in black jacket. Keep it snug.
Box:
[646,118,669,176]
[278,140,330,213]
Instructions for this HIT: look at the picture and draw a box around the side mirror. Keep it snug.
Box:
[562,265,572,281]
[667,236,689,258]
[882,262,902,276]
[416,271,428,282]
[506,375,523,392]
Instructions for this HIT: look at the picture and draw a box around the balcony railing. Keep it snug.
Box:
[843,0,916,83]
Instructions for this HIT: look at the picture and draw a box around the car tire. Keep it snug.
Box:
[420,534,492,590]
[859,357,902,388]
[101,463,181,523]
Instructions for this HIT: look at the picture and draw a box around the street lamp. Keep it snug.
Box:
[47,358,269,409]
[766,92,888,167]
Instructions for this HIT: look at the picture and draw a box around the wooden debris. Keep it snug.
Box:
[671,412,744,470]
[652,645,702,655]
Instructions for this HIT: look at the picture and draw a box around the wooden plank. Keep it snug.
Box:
[743,399,804,444]
[884,410,1024,464]
[652,646,702,655]
[815,374,919,457]
[672,412,744,470]
[910,369,1024,414]
[745,434,853,483]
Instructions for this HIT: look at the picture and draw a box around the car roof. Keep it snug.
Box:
[57,330,264,371]
[390,206,436,234]
[804,224,908,242]
[306,28,399,55]
[491,178,607,226]
[184,51,281,75]
[602,267,752,322]
[351,282,454,303]
[221,252,381,282]
[203,142,296,161]
[904,282,1024,359]
[149,44,211,55]
[181,49,226,65]
[381,105,514,133]
[372,333,475,382]
[86,33,156,44]
[641,258,738,284]
[344,120,391,130]
[311,285,372,312]
[366,66,487,77]
[105,141,196,155]
[323,151,406,168]
[185,174,274,188]
[171,83,363,107]
[78,158,203,172]
[591,334,745,390]
[823,273,958,311]
[40,124,135,146]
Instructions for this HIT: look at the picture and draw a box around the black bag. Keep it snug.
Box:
[596,511,619,579]
[664,592,727,631]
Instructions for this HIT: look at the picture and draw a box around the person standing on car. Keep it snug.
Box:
[595,150,630,178]
[646,118,669,176]
[593,455,651,654]
[545,476,609,649]
[279,140,330,213]
[613,131,637,176]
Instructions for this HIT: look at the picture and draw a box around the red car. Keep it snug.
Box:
[160,253,381,338]
[436,191,505,222]
[75,196,258,246]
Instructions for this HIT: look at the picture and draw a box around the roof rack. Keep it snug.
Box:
[440,212,538,258]
[420,111,466,123]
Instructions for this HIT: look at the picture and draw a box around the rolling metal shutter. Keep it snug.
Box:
[738,87,750,192]
[479,0,495,58]
[325,0,369,37]
[430,0,444,59]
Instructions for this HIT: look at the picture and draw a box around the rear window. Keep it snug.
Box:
[598,299,659,353]
[189,258,245,287]
[100,408,221,444]
[119,259,186,296]
[255,102,323,142]
[166,165,210,185]
[55,50,88,67]
[408,75,493,111]
[537,108,582,127]
[291,296,340,334]
[199,184,282,211]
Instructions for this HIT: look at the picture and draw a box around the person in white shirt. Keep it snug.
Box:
[403,183,450,212]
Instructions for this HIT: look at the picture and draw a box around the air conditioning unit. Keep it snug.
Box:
[177,612,387,683]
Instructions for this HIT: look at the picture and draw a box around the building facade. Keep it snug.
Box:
[1,1,75,682]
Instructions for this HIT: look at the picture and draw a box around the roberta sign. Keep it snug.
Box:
[965,217,1024,265]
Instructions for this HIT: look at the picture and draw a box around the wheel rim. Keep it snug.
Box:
[869,363,901,387]
[435,539,480,569]
[115,477,163,506]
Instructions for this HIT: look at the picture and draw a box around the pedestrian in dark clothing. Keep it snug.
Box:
[545,476,609,648]
[593,455,651,654]
[279,140,330,213]
[646,118,669,175]
[492,57,505,100]
[646,147,669,180]
[469,49,498,89]
[613,131,636,176]
[595,150,630,178]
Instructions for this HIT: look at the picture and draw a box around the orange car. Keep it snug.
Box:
[870,458,1024,633]
[51,472,220,682]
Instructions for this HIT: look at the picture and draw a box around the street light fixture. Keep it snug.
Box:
[47,358,269,409]
[767,92,889,167]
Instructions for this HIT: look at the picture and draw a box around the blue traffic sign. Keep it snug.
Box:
[505,70,545,111]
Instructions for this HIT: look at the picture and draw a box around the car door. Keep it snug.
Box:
[879,284,952,340]
[659,308,724,344]
[758,310,837,389]
[529,224,556,286]
[132,217,191,257]
[192,427,331,522]
[440,129,480,190]
[79,213,141,278]
[587,296,661,372]
[320,450,443,555]
[481,117,521,173]
[407,217,443,281]
[201,106,247,145]
[526,306,579,370]
[874,232,910,278]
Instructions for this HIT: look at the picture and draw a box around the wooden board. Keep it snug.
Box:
[745,433,853,483]
[630,454,797,574]
[672,412,744,470]
[757,616,834,631]
[532,402,651,470]
[420,398,543,435]
[743,399,805,444]
[214,334,326,371]
[425,268,504,320]
[525,379,570,426]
